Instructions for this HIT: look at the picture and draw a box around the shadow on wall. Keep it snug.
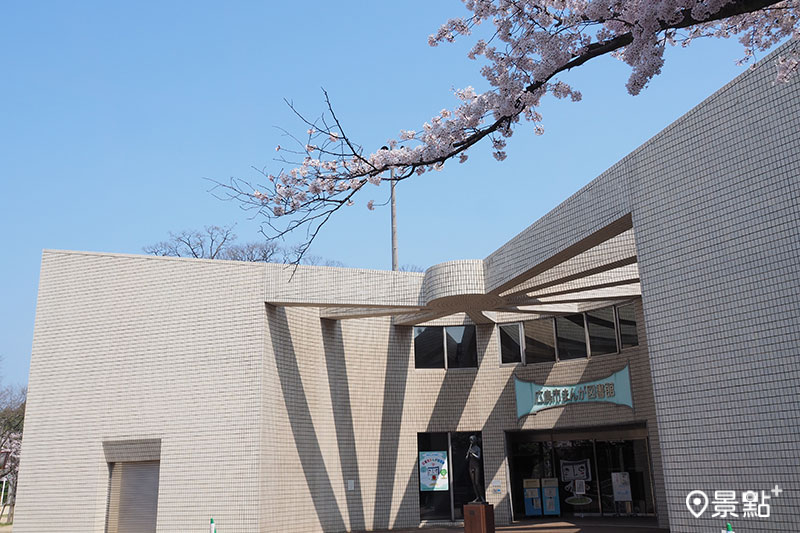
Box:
[370,324,413,530]
[423,324,498,434]
[414,324,600,521]
[390,461,424,529]
[320,319,366,531]
[383,324,597,525]
[268,307,414,532]
[268,307,347,532]
[268,308,599,530]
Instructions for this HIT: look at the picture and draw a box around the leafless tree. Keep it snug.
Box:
[223,241,282,263]
[299,253,346,267]
[143,225,237,259]
[143,225,344,266]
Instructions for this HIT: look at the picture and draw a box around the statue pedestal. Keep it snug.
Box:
[464,503,494,533]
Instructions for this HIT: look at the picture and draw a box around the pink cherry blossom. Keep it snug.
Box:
[218,1,799,261]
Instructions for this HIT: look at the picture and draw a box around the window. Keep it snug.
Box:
[617,303,639,348]
[414,326,444,368]
[524,319,556,363]
[586,307,617,356]
[446,325,478,368]
[499,323,523,364]
[414,325,478,369]
[555,314,587,360]
[499,319,556,365]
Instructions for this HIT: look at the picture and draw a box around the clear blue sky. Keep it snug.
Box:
[0,1,774,386]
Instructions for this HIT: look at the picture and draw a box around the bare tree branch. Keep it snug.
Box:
[143,225,344,267]
[209,0,796,262]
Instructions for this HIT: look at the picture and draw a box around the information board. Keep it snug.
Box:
[612,472,632,502]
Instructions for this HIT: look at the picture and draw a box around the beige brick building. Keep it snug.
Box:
[14,44,799,532]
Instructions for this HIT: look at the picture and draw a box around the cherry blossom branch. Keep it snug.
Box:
[212,0,798,262]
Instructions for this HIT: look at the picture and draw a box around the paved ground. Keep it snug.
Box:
[0,518,667,533]
[376,517,667,533]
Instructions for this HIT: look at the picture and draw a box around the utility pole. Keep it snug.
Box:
[381,146,399,271]
[390,166,398,271]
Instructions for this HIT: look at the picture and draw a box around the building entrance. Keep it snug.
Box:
[507,424,656,521]
[418,431,484,522]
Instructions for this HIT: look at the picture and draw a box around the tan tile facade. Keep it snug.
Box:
[16,253,265,532]
[15,250,661,532]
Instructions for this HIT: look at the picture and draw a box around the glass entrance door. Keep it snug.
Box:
[553,440,601,514]
[418,431,484,521]
[595,439,655,516]
[507,427,657,521]
[418,432,451,520]
[507,438,555,517]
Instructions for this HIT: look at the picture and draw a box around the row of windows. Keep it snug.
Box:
[413,303,638,369]
[499,303,638,365]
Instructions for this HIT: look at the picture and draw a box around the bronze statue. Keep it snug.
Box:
[466,434,485,503]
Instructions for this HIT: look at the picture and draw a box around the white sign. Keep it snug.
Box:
[612,472,632,502]
[419,451,449,491]
[560,459,591,481]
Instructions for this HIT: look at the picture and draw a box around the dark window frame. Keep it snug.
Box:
[498,301,639,366]
[615,302,639,350]
[414,324,479,370]
[586,306,619,358]
[417,430,484,521]
[413,326,446,369]
[498,322,524,366]
[497,318,557,366]
[554,313,589,361]
[445,325,478,369]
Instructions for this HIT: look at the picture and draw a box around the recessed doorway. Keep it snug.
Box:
[418,431,484,522]
[507,424,656,521]
[105,460,160,533]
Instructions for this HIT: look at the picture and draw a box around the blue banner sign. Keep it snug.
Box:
[515,364,633,418]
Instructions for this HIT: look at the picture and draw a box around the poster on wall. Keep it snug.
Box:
[612,472,632,502]
[419,451,449,491]
[560,459,592,481]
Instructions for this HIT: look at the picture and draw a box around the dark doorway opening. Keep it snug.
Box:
[507,424,656,521]
[418,431,483,522]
